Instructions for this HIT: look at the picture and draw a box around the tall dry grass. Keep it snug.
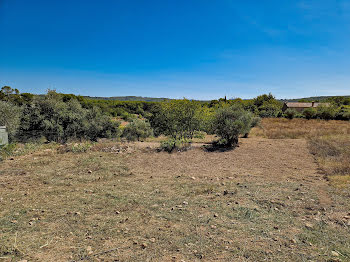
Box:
[252,118,350,184]
[251,118,350,139]
[309,135,350,186]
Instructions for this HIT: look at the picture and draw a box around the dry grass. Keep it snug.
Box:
[309,135,350,187]
[252,118,350,186]
[1,137,350,261]
[251,118,350,139]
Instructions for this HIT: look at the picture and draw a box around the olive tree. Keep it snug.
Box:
[122,119,153,141]
[151,99,203,140]
[211,105,255,147]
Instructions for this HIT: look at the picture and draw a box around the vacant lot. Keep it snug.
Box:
[1,120,350,261]
[251,118,350,139]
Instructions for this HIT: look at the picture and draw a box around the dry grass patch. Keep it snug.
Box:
[251,118,350,139]
[1,138,350,261]
[309,135,350,186]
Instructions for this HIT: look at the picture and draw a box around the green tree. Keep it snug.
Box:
[284,108,297,119]
[303,107,316,120]
[122,119,153,141]
[152,99,202,140]
[18,91,120,142]
[211,105,254,147]
[316,105,337,120]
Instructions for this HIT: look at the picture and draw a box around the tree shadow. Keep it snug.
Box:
[202,143,238,152]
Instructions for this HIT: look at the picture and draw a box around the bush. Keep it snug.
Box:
[160,138,191,153]
[243,116,261,138]
[0,101,22,141]
[17,91,120,143]
[193,130,206,139]
[151,99,202,139]
[122,119,153,141]
[335,106,350,120]
[258,102,282,118]
[0,143,17,161]
[316,105,337,120]
[284,108,297,119]
[211,105,254,147]
[303,107,316,120]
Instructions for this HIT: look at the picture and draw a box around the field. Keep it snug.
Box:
[1,119,350,261]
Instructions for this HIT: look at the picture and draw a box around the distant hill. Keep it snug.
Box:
[279,95,350,102]
[78,94,350,103]
[83,96,171,102]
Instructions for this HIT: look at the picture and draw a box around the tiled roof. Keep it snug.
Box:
[285,102,330,108]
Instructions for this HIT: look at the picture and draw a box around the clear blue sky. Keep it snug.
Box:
[0,0,349,99]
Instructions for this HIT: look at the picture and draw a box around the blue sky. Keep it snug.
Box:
[0,0,349,99]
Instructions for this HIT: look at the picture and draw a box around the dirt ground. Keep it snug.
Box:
[1,137,349,261]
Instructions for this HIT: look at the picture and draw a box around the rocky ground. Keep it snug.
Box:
[0,137,349,261]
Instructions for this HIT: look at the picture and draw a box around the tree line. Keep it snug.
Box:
[0,86,349,150]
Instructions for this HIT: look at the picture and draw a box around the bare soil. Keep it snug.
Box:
[1,137,349,261]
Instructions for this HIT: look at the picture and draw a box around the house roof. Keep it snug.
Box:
[285,102,330,108]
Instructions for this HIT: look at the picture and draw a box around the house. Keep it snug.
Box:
[282,102,330,112]
[0,126,8,145]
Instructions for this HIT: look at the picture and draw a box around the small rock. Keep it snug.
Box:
[213,213,219,218]
[305,223,313,229]
[115,211,120,214]
[183,201,188,205]
[141,243,147,249]
[74,211,81,215]
[150,238,156,243]
[86,246,93,254]
[210,225,217,229]
[87,170,92,174]
[290,239,297,244]
[273,226,279,230]
[331,251,339,257]
[191,176,196,180]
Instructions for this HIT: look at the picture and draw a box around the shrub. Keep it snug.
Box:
[193,130,206,139]
[303,107,316,120]
[335,106,350,120]
[316,105,337,120]
[243,116,261,138]
[122,119,153,141]
[0,101,22,141]
[0,143,17,161]
[211,105,254,147]
[151,99,202,139]
[70,142,93,153]
[160,138,191,153]
[258,102,282,118]
[17,91,120,143]
[284,108,297,119]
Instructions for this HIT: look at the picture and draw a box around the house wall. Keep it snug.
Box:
[289,107,307,112]
[0,127,8,145]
